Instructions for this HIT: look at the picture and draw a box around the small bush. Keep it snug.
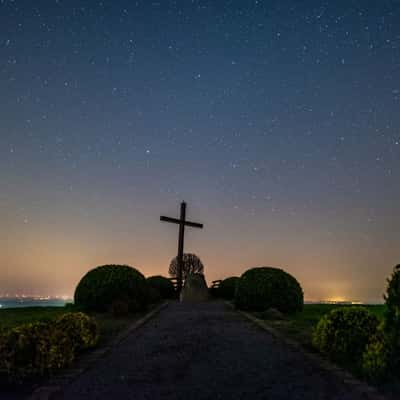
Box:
[312,307,379,365]
[218,277,239,300]
[361,323,390,382]
[383,264,400,375]
[0,322,62,382]
[55,312,98,351]
[74,264,149,312]
[146,276,175,300]
[0,312,97,383]
[235,267,303,313]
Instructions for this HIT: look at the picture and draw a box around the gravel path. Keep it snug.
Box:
[62,301,374,400]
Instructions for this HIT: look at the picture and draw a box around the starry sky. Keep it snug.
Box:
[1,0,399,302]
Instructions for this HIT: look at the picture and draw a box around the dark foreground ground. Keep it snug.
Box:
[59,301,378,400]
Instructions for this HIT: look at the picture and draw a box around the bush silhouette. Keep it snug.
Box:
[218,277,239,300]
[360,264,400,382]
[383,264,400,375]
[55,312,98,351]
[74,264,148,312]
[313,307,379,365]
[147,275,176,299]
[361,322,390,382]
[235,267,303,313]
[169,253,204,279]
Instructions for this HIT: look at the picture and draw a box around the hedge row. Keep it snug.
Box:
[0,312,98,383]
[74,265,174,315]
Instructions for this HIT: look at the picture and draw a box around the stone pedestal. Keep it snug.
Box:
[180,273,209,302]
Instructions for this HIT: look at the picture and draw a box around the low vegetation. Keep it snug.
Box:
[252,303,385,349]
[0,303,159,384]
[0,312,98,383]
[251,303,389,386]
[312,307,380,366]
[382,265,400,377]
[250,266,400,386]
[0,264,166,384]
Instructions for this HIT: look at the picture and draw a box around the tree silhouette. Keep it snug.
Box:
[169,253,204,279]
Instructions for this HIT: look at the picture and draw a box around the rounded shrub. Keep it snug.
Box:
[110,299,130,317]
[146,275,175,300]
[218,277,239,300]
[361,323,390,382]
[235,267,303,313]
[74,264,149,312]
[312,307,379,365]
[383,264,400,374]
[55,312,98,351]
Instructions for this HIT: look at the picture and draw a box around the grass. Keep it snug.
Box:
[0,305,154,345]
[252,303,386,350]
[0,307,68,330]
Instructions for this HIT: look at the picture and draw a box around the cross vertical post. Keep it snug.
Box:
[160,201,203,295]
[176,202,186,293]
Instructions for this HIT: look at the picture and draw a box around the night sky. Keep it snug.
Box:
[1,1,399,302]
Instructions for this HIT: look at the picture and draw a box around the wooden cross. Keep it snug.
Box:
[160,202,203,293]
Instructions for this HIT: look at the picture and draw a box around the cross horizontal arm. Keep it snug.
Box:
[184,221,203,228]
[160,216,203,229]
[160,216,180,224]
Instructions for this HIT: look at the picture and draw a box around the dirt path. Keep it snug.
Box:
[61,301,377,400]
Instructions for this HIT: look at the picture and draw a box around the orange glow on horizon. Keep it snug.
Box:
[325,296,347,303]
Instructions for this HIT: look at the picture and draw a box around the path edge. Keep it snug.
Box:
[28,301,169,400]
[225,301,389,400]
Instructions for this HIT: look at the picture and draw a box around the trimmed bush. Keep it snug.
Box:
[361,323,390,382]
[146,275,175,300]
[55,312,98,351]
[74,264,149,312]
[0,312,98,382]
[0,322,63,381]
[235,267,303,313]
[218,277,239,300]
[312,307,379,365]
[383,264,400,374]
[111,299,130,317]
